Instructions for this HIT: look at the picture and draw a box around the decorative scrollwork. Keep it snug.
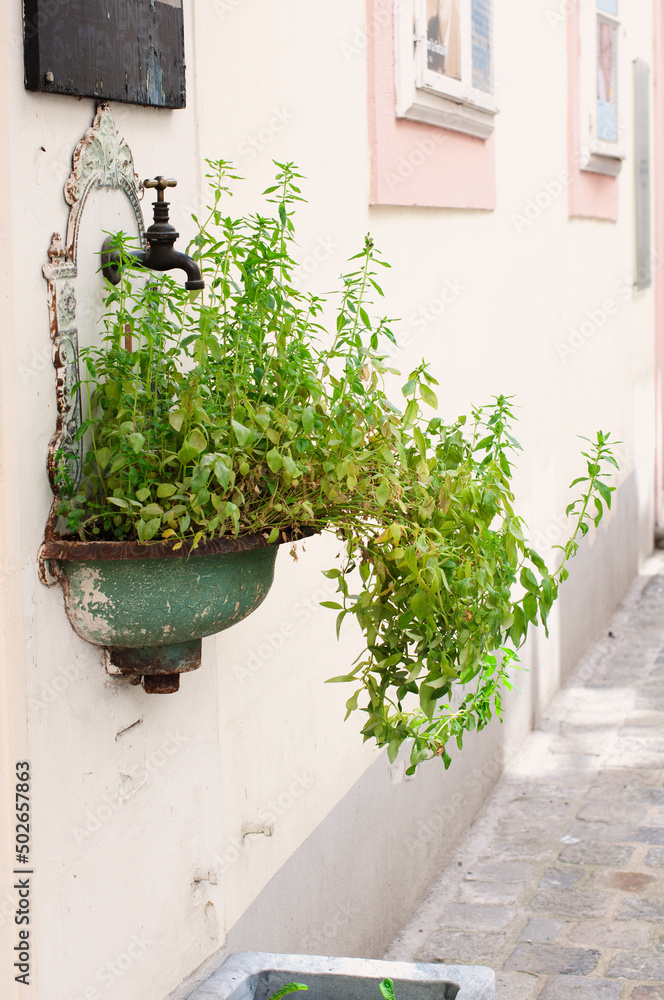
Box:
[57,282,77,327]
[41,104,146,582]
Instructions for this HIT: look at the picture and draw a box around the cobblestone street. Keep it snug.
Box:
[386,553,664,999]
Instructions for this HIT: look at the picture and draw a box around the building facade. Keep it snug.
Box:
[0,2,661,999]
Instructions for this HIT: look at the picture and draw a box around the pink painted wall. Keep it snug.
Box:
[567,4,619,221]
[367,0,495,209]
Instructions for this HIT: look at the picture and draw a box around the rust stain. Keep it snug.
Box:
[42,525,316,562]
[143,674,180,694]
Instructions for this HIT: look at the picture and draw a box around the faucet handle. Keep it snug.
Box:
[144,176,177,202]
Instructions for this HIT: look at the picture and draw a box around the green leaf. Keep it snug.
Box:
[136,487,151,502]
[413,426,427,457]
[509,605,527,647]
[594,496,604,525]
[140,503,164,520]
[505,533,517,567]
[127,432,145,454]
[269,985,308,1000]
[188,429,207,453]
[597,480,613,508]
[95,447,111,470]
[419,683,435,721]
[169,410,186,433]
[108,497,129,509]
[519,567,539,595]
[74,419,91,443]
[379,981,396,1000]
[157,483,178,498]
[420,384,438,409]
[508,520,525,542]
[528,548,548,575]
[404,400,418,426]
[410,589,429,620]
[523,592,539,625]
[141,517,161,541]
[266,448,283,473]
[345,690,360,719]
[301,406,315,434]
[178,441,200,465]
[232,420,253,448]
[213,457,233,489]
[376,482,390,506]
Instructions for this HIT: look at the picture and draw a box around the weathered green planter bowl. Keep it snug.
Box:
[41,530,307,693]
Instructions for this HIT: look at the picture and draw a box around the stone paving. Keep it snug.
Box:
[386,553,664,999]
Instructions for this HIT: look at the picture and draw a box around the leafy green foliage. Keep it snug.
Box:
[55,161,618,772]
[268,985,308,1000]
[379,980,396,1000]
[267,979,396,1000]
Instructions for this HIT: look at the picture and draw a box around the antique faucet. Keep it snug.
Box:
[101,175,204,290]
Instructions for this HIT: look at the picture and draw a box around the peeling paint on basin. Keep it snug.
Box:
[59,546,278,648]
[42,528,315,690]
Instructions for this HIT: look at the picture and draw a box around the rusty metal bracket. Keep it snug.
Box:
[39,103,146,586]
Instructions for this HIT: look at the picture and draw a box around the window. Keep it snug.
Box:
[579,0,624,175]
[367,0,496,210]
[394,0,498,140]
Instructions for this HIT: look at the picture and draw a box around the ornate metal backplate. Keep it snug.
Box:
[40,103,146,584]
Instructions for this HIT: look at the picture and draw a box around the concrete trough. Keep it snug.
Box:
[185,952,495,1000]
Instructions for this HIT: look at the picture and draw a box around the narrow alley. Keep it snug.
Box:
[388,553,664,1000]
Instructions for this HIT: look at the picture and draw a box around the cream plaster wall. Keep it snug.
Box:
[0,1,658,1000]
[2,5,228,1000]
[0,3,30,1000]
[196,0,656,941]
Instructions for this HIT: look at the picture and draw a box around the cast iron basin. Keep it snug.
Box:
[41,529,312,693]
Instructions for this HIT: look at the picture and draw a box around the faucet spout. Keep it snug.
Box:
[168,250,204,291]
[141,246,204,291]
[101,175,205,291]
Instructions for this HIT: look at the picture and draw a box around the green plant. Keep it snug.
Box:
[268,985,309,1000]
[267,979,397,1000]
[56,160,618,772]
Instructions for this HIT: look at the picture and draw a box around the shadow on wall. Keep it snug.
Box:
[167,478,644,1000]
[177,726,509,989]
[557,470,641,682]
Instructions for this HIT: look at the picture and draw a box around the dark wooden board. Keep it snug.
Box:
[23,0,186,108]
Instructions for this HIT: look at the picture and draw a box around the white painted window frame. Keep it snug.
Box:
[394,0,498,140]
[579,0,625,176]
